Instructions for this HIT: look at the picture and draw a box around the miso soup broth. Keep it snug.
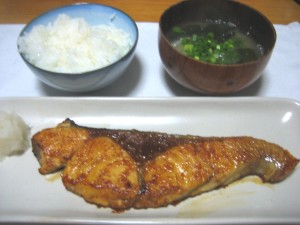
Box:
[169,21,264,64]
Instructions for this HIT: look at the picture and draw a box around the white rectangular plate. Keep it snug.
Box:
[0,97,299,224]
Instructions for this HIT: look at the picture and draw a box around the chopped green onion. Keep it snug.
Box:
[172,26,183,34]
[176,31,249,64]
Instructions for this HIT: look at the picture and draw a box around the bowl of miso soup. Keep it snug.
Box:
[159,0,276,94]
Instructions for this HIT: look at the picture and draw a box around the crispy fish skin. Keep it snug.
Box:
[31,119,299,211]
[32,119,204,174]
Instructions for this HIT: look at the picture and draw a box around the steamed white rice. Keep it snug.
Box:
[0,111,30,161]
[18,14,132,73]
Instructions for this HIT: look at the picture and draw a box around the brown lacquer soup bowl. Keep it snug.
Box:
[158,0,276,94]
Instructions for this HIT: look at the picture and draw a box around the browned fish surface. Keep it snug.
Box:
[62,137,140,210]
[32,119,299,211]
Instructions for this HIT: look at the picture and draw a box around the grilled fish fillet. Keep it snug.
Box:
[32,119,299,211]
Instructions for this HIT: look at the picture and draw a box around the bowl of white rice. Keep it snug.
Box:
[17,3,138,92]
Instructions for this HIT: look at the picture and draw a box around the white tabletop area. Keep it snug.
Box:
[1,18,300,225]
[0,22,299,100]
